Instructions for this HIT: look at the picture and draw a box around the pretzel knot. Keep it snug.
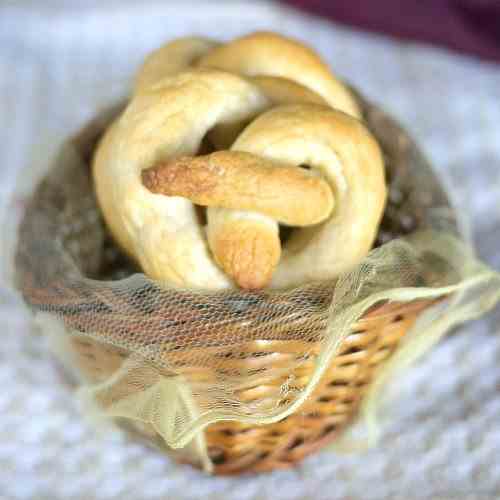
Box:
[93,32,387,290]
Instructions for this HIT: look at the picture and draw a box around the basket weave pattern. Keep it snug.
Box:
[69,299,430,474]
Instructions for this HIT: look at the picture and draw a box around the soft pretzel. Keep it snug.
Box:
[93,32,386,290]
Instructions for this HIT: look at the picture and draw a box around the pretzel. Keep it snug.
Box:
[93,32,386,290]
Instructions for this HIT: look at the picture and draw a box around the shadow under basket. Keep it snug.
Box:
[15,92,458,475]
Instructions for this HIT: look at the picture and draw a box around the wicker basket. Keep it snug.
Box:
[15,91,457,475]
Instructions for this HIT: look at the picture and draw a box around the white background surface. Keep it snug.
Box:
[1,1,500,499]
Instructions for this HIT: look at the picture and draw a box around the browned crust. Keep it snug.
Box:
[207,219,281,290]
[141,151,334,226]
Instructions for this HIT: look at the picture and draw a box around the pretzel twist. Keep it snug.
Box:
[93,32,386,290]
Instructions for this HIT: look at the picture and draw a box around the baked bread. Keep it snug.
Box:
[93,32,387,290]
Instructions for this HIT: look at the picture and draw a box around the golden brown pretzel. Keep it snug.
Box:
[93,32,386,290]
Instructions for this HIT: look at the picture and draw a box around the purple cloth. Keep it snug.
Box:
[283,0,500,63]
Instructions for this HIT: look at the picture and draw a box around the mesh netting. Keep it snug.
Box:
[13,91,500,473]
